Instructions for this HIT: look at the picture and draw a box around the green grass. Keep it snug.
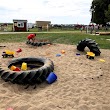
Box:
[0,32,110,49]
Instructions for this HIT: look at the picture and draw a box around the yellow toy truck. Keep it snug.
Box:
[2,50,14,58]
[86,52,95,59]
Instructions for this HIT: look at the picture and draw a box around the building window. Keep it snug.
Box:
[17,22,24,27]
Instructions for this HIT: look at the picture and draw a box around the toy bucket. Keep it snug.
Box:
[46,72,57,84]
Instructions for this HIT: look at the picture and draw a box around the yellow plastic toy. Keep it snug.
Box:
[2,50,15,58]
[5,50,14,55]
[21,62,27,70]
[86,52,95,59]
[99,59,105,62]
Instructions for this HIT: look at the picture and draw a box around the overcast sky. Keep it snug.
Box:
[0,0,93,24]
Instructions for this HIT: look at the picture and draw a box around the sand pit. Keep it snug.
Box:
[0,42,110,110]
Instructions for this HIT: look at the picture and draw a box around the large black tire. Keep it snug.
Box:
[77,38,101,56]
[0,57,54,85]
[26,40,51,46]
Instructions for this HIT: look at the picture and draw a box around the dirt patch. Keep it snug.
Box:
[0,42,110,110]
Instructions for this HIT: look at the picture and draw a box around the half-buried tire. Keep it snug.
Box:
[26,40,51,46]
[77,38,101,56]
[0,57,54,85]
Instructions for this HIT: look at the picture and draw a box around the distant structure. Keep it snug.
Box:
[13,19,28,32]
[36,21,51,31]
[0,23,8,31]
[28,23,34,29]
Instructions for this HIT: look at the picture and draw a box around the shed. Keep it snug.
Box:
[13,19,28,32]
[36,21,51,31]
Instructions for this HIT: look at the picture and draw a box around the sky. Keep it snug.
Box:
[0,0,93,25]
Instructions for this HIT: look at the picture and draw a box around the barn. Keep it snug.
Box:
[36,21,51,31]
[13,19,28,32]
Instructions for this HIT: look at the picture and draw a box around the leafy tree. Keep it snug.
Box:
[90,0,110,25]
[105,4,110,23]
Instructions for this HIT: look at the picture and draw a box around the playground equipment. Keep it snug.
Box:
[26,34,52,46]
[2,50,14,58]
[0,57,54,89]
[77,38,101,56]
[26,40,52,46]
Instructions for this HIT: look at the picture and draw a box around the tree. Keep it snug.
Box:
[90,0,110,25]
[105,4,110,23]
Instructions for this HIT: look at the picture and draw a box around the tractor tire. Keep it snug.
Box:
[26,40,51,46]
[0,57,54,85]
[77,38,101,56]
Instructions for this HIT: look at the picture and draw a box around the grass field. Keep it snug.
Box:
[0,32,110,49]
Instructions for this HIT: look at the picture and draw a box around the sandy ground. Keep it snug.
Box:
[0,42,110,110]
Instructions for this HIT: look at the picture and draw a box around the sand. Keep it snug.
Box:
[0,42,110,110]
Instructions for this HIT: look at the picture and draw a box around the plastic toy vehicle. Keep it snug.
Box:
[86,52,95,59]
[2,50,14,58]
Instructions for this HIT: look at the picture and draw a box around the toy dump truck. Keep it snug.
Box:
[2,50,14,58]
[86,52,95,59]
